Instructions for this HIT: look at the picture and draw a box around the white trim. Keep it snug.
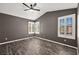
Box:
[58,14,76,39]
[0,37,33,45]
[35,36,78,49]
[0,36,78,50]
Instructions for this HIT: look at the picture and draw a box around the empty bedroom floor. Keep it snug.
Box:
[0,37,77,55]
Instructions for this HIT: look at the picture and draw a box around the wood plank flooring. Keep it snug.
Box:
[0,37,77,55]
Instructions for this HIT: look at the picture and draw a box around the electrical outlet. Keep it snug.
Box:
[5,37,8,40]
[64,39,67,42]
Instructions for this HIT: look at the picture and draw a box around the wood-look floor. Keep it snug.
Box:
[0,38,77,55]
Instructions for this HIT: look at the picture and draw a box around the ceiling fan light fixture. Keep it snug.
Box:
[22,3,40,11]
[29,9,34,11]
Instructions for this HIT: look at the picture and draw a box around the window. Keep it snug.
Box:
[66,17,72,35]
[58,14,75,39]
[28,21,40,34]
[35,22,40,34]
[60,18,65,34]
[28,22,34,34]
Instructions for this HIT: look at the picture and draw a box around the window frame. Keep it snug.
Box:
[28,21,35,34]
[28,21,40,34]
[58,14,75,39]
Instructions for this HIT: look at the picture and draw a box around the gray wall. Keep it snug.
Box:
[0,13,34,43]
[0,8,77,47]
[36,8,77,47]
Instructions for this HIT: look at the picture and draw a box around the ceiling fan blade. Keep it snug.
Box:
[32,9,40,11]
[22,3,30,8]
[32,3,37,7]
[24,9,30,11]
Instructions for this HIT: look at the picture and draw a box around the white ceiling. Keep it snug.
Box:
[0,3,78,20]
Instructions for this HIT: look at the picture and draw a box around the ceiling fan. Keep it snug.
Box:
[22,3,40,11]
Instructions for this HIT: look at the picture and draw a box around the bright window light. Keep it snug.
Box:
[28,22,35,34]
[28,21,40,34]
[35,22,40,34]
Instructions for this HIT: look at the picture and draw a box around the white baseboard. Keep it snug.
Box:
[0,36,78,50]
[0,37,33,45]
[35,36,78,49]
